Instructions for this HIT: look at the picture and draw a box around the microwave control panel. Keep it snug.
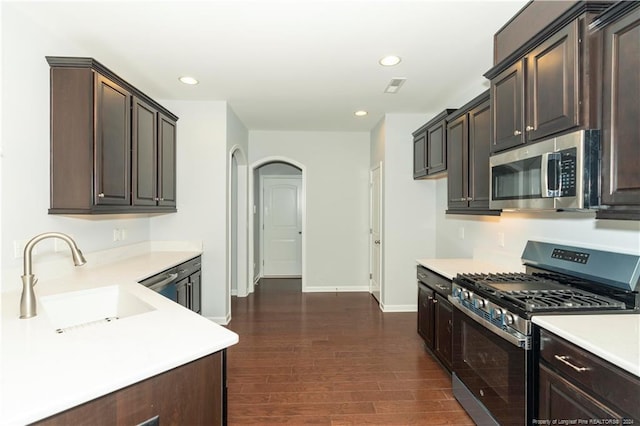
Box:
[559,148,576,197]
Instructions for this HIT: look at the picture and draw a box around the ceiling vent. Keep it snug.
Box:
[384,78,406,94]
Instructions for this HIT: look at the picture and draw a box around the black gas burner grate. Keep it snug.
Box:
[456,272,629,313]
[501,289,626,312]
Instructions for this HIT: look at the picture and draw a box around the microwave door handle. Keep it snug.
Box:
[541,152,561,197]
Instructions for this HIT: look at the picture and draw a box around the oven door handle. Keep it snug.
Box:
[449,296,531,350]
[146,273,179,292]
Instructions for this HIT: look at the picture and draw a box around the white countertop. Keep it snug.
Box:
[0,249,239,426]
[416,258,521,280]
[533,314,640,377]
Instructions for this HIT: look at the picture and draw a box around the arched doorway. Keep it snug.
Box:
[248,157,306,294]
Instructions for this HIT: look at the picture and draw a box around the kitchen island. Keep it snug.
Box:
[0,243,238,426]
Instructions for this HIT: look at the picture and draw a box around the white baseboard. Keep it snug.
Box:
[380,303,417,313]
[206,314,231,325]
[303,286,370,293]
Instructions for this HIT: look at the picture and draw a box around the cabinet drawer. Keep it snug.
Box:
[539,329,640,419]
[416,266,451,296]
[178,256,202,276]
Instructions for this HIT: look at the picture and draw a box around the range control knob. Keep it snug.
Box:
[462,290,471,300]
[473,298,487,309]
[492,308,503,320]
[452,287,461,298]
[504,314,515,326]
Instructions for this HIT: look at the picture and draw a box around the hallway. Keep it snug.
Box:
[225,279,473,425]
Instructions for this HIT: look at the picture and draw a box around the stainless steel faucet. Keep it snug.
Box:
[20,232,87,319]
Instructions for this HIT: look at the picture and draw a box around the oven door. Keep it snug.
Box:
[452,304,534,425]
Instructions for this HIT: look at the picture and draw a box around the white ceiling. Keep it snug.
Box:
[7,0,528,131]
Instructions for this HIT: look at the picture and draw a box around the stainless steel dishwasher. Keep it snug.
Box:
[139,256,201,313]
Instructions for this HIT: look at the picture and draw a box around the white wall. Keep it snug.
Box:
[249,131,370,291]
[1,5,151,292]
[149,101,230,322]
[435,179,640,266]
[370,113,439,311]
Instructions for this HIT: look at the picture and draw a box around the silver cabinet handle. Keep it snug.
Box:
[526,125,535,131]
[97,193,105,198]
[513,130,522,136]
[554,355,589,372]
[374,240,381,245]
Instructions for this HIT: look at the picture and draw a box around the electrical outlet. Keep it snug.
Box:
[113,229,121,242]
[458,227,465,240]
[498,232,505,247]
[120,228,127,241]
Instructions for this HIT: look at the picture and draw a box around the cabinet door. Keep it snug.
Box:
[526,20,579,142]
[434,294,453,371]
[413,130,428,179]
[132,97,158,206]
[538,363,624,422]
[447,114,468,209]
[600,7,640,210]
[468,99,492,209]
[491,59,525,153]
[427,121,447,174]
[417,285,435,349]
[176,278,189,309]
[94,74,131,206]
[189,270,201,314]
[158,113,177,207]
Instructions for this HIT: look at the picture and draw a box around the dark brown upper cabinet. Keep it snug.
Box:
[47,57,178,214]
[485,2,610,154]
[447,91,500,216]
[593,2,640,220]
[132,99,177,209]
[413,109,455,179]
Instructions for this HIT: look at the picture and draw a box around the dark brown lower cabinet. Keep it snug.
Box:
[433,294,453,371]
[537,329,639,424]
[538,363,624,422]
[32,351,226,426]
[417,284,435,348]
[417,267,453,372]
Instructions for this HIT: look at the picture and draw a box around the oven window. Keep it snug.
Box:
[462,323,511,403]
[492,157,542,200]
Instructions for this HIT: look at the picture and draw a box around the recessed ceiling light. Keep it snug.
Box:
[379,55,401,66]
[354,110,368,117]
[179,76,199,85]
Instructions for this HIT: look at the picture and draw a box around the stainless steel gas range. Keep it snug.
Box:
[449,241,640,425]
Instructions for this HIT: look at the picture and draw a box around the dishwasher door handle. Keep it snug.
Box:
[147,273,179,292]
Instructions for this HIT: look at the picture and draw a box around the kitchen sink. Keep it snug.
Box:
[40,285,155,332]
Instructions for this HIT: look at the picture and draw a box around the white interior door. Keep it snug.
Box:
[263,177,302,276]
[370,165,382,302]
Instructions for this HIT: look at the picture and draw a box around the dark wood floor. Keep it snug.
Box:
[225,278,473,425]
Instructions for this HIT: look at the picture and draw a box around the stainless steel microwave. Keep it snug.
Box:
[489,130,600,211]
